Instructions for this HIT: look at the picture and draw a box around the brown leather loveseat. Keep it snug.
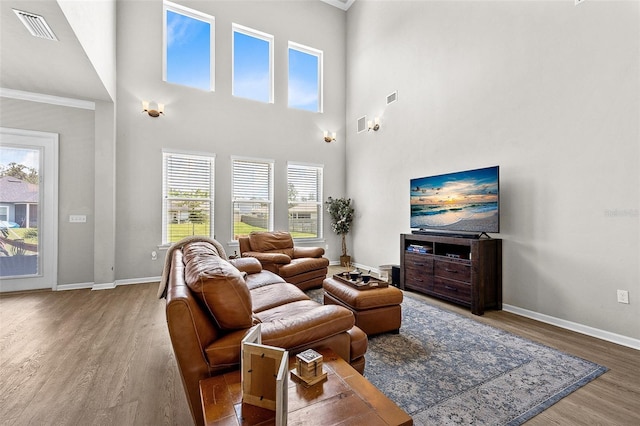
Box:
[158,237,367,426]
[239,231,329,290]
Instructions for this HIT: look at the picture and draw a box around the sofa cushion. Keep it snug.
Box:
[249,231,294,258]
[256,301,356,349]
[245,270,287,291]
[250,283,310,313]
[183,244,253,330]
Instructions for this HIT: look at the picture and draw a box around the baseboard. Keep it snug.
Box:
[56,282,94,291]
[503,304,640,351]
[116,276,161,286]
[329,261,380,275]
[92,282,116,291]
[56,277,161,292]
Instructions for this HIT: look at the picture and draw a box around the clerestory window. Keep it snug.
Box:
[163,1,215,91]
[288,42,323,112]
[232,24,274,103]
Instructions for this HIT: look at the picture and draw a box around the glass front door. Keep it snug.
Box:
[0,128,58,291]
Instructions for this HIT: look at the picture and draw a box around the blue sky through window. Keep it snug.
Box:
[233,31,271,103]
[289,48,320,112]
[166,10,211,91]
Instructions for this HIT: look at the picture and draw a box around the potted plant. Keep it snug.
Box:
[325,197,354,267]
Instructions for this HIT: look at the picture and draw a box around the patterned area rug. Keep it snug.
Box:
[307,289,607,425]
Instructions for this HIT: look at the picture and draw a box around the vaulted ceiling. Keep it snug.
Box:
[0,0,111,101]
[0,0,351,103]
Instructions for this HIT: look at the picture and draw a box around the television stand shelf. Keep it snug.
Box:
[400,233,502,315]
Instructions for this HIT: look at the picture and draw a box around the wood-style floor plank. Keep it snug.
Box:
[0,284,193,426]
[1,272,639,425]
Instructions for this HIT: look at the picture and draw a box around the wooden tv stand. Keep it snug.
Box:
[400,233,502,315]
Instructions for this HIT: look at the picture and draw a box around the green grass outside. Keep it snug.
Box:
[168,222,316,243]
[1,228,38,245]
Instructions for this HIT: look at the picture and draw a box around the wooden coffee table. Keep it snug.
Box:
[199,348,412,425]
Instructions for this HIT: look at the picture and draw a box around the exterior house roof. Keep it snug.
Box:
[0,176,38,203]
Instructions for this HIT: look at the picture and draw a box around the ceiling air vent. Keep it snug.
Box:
[13,9,58,41]
[357,116,367,133]
[386,91,398,105]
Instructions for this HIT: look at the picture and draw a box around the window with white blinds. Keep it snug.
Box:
[162,151,215,245]
[232,158,274,240]
[287,163,323,239]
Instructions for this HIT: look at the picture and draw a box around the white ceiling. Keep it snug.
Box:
[0,0,111,102]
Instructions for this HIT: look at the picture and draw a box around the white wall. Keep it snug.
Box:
[115,0,347,279]
[346,0,639,340]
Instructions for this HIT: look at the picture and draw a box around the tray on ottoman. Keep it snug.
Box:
[333,273,389,290]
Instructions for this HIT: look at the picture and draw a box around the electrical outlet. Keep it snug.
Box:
[69,215,86,223]
[617,290,629,304]
[151,251,158,261]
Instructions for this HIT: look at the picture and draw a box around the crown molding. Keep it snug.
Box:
[0,87,95,110]
[321,0,355,11]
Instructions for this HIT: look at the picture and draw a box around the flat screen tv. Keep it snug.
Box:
[410,166,499,235]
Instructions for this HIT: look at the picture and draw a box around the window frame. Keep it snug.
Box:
[163,1,215,91]
[232,23,275,104]
[287,161,324,241]
[288,41,324,113]
[161,150,215,246]
[231,156,275,241]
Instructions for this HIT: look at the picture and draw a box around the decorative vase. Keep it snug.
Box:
[340,255,351,268]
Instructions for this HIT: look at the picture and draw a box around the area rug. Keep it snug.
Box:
[306,289,607,425]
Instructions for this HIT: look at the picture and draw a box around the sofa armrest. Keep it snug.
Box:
[229,257,263,274]
[292,246,325,258]
[242,251,291,265]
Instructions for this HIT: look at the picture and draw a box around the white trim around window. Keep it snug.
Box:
[162,149,215,246]
[288,41,324,113]
[232,23,274,104]
[287,161,324,240]
[163,0,215,91]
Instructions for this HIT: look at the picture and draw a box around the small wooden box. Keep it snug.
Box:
[291,349,327,387]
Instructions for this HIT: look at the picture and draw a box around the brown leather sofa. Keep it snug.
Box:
[238,231,329,291]
[159,237,367,426]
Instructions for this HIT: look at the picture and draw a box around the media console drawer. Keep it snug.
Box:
[404,253,433,270]
[405,269,432,291]
[434,259,471,282]
[400,233,502,315]
[432,277,471,304]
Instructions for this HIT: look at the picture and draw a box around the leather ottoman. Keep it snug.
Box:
[323,277,403,336]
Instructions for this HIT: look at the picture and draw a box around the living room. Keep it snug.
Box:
[0,0,638,424]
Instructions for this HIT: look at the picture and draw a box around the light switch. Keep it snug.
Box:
[69,215,87,223]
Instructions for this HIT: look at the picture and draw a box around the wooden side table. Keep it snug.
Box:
[200,348,412,426]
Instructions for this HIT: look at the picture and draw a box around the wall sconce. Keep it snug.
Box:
[142,100,164,117]
[323,131,336,143]
[368,117,380,132]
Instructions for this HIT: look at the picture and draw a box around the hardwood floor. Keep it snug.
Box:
[1,277,638,425]
[0,284,193,425]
